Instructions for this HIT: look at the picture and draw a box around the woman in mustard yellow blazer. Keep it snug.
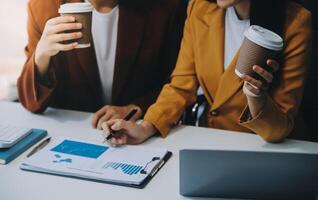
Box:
[101,0,312,144]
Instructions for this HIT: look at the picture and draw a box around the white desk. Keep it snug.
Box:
[0,101,318,200]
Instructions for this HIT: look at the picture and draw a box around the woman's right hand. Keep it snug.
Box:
[35,16,83,77]
[101,120,158,145]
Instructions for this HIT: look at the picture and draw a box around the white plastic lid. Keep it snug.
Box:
[244,25,283,51]
[59,3,93,14]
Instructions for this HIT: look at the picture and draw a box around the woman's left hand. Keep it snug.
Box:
[241,59,280,117]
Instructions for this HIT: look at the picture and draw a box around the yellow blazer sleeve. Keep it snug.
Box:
[144,0,199,137]
[239,7,312,142]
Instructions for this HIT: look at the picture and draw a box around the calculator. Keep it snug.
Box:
[0,124,32,148]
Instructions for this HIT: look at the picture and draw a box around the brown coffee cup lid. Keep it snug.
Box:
[244,25,283,51]
[59,3,93,14]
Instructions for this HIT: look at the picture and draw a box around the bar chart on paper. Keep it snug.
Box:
[103,162,143,175]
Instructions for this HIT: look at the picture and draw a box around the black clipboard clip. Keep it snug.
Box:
[140,157,161,174]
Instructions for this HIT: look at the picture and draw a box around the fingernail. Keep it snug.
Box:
[70,16,75,21]
[78,23,82,28]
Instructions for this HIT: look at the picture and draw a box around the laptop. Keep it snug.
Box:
[180,149,318,200]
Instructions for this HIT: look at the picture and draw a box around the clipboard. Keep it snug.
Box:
[20,137,172,188]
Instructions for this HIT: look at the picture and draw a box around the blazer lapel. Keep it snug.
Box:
[111,6,146,103]
[197,5,244,110]
[212,51,243,110]
[74,44,102,100]
[196,6,224,105]
[57,0,102,106]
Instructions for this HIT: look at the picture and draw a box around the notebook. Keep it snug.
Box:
[0,124,32,148]
[20,137,172,188]
[0,129,48,164]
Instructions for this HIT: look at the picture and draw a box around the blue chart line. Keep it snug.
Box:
[103,162,143,175]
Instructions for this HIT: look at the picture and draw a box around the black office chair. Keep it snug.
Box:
[181,94,207,126]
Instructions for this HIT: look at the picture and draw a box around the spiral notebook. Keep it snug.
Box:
[20,137,171,188]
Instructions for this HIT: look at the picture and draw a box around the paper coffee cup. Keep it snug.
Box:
[235,25,284,78]
[58,3,93,48]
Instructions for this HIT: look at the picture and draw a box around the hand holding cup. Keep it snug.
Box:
[236,25,283,98]
[242,59,280,97]
[35,3,93,78]
[235,25,283,117]
[35,16,82,77]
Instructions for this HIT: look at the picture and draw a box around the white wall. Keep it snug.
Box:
[0,1,28,100]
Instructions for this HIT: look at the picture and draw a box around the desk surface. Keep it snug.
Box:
[1,101,318,200]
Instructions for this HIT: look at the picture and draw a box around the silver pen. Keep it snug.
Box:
[27,137,51,158]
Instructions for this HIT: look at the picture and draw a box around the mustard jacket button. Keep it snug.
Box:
[210,110,219,116]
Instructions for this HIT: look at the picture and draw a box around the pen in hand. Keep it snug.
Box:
[103,108,138,143]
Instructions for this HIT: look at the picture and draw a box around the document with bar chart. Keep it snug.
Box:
[19,137,171,188]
